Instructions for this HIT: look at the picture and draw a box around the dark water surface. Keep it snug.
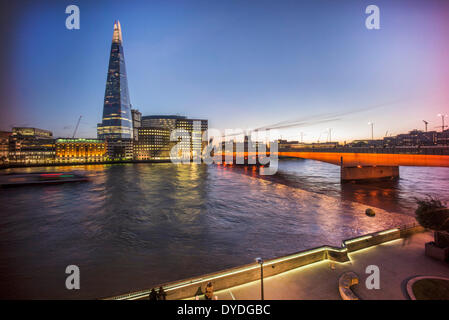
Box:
[0,160,448,299]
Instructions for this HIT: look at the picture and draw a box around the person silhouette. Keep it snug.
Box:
[204,282,214,300]
[149,288,157,300]
[157,286,167,300]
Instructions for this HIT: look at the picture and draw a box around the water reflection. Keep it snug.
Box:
[232,159,449,215]
[1,160,447,299]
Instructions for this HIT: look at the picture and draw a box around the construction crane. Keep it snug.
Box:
[422,120,428,132]
[437,114,448,132]
[72,116,82,138]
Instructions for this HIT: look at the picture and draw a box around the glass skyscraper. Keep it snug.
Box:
[97,21,133,140]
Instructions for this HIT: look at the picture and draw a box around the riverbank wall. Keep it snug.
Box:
[105,223,424,300]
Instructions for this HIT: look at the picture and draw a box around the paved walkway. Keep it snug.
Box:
[203,232,449,300]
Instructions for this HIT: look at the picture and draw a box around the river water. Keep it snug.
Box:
[0,159,448,299]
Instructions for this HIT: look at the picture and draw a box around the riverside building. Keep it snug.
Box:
[140,115,208,160]
[55,138,107,163]
[8,127,55,164]
[0,131,11,164]
[133,127,172,160]
[131,108,142,142]
[97,21,134,159]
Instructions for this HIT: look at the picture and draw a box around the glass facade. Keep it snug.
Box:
[131,109,142,141]
[8,128,55,164]
[134,127,172,160]
[140,115,208,160]
[97,21,133,140]
[141,115,184,131]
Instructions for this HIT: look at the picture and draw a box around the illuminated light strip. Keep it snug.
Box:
[165,246,346,291]
[265,246,341,265]
[111,227,413,300]
[377,228,399,236]
[127,295,146,301]
[164,265,260,292]
[344,235,372,244]
[117,246,348,299]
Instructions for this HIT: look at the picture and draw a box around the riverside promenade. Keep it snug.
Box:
[199,231,448,300]
[107,224,449,300]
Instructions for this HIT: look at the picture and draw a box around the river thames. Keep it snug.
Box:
[0,159,448,299]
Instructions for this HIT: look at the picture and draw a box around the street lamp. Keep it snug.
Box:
[255,257,264,300]
[437,114,448,132]
[368,122,374,140]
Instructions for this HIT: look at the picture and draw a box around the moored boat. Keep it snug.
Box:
[0,172,89,187]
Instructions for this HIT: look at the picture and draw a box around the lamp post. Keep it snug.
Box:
[368,122,374,140]
[437,114,448,132]
[255,257,264,300]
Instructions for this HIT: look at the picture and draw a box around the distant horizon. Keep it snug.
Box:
[5,121,448,144]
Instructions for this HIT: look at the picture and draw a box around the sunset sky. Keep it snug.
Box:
[1,0,448,142]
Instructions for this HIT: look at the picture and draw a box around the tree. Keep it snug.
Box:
[415,196,449,247]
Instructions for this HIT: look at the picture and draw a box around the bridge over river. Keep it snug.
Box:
[220,146,449,182]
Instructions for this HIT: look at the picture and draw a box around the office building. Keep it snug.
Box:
[141,115,182,131]
[0,131,11,164]
[141,115,208,160]
[12,127,53,139]
[55,138,107,163]
[105,139,134,160]
[134,127,172,160]
[8,127,55,164]
[97,21,133,142]
[131,108,142,141]
[96,21,134,159]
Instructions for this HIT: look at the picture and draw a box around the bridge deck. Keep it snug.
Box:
[278,151,449,167]
[218,150,449,167]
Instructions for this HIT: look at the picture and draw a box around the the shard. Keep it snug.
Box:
[97,21,133,140]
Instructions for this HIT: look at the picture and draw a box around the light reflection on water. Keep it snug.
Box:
[0,160,447,299]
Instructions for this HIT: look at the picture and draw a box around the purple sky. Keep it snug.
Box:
[1,0,448,142]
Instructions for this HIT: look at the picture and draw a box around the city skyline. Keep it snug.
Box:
[1,0,449,142]
[0,1,449,303]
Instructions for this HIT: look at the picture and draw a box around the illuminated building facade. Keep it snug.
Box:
[55,139,107,163]
[140,115,208,159]
[106,139,134,160]
[8,127,55,164]
[12,127,53,139]
[176,118,208,159]
[97,21,133,141]
[0,131,11,164]
[141,115,182,131]
[134,127,172,160]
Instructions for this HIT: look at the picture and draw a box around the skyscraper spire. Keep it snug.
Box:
[97,20,133,141]
[112,20,123,44]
